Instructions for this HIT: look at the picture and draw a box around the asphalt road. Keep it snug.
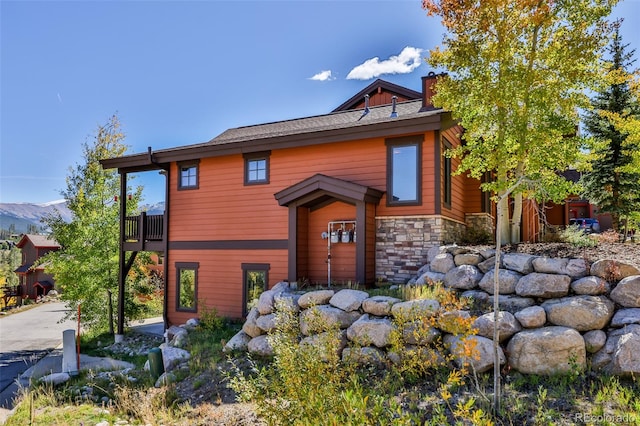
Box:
[0,301,77,409]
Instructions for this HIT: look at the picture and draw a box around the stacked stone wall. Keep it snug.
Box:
[227,246,640,377]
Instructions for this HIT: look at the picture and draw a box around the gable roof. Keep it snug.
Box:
[332,79,422,112]
[16,234,60,249]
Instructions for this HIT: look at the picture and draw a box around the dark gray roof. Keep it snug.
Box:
[100,98,444,171]
[208,99,435,145]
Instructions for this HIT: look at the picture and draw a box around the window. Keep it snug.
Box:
[481,172,493,213]
[178,161,199,190]
[386,137,422,205]
[244,151,270,185]
[176,262,198,312]
[443,139,452,208]
[242,263,269,315]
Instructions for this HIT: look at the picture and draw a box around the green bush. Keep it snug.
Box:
[560,225,598,248]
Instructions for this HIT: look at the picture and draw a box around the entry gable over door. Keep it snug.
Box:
[274,173,384,207]
[274,174,384,285]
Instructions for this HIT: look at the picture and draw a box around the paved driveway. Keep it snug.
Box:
[0,302,76,409]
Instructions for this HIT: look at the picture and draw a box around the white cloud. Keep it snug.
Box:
[309,70,335,81]
[346,46,424,80]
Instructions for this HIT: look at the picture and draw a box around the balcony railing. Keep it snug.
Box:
[124,212,164,244]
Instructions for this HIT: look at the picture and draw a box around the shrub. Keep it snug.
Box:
[560,225,598,248]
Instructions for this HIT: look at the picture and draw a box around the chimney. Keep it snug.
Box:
[421,71,446,111]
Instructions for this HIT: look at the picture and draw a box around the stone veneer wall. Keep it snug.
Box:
[375,216,466,284]
[464,213,495,236]
[226,246,640,377]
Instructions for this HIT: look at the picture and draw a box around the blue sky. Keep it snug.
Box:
[2,0,639,205]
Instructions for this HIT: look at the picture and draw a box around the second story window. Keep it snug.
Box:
[178,161,199,190]
[386,136,422,206]
[244,151,270,185]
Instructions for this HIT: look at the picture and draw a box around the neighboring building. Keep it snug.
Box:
[101,73,495,327]
[14,234,60,300]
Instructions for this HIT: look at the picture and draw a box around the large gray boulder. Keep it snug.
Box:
[346,314,394,348]
[570,276,610,295]
[609,275,640,308]
[478,269,522,295]
[401,321,441,345]
[431,253,456,274]
[591,324,640,375]
[472,311,522,342]
[242,307,263,338]
[515,273,571,298]
[416,271,446,285]
[256,313,277,333]
[591,260,640,281]
[299,305,360,335]
[610,308,640,327]
[565,259,590,279]
[391,299,440,321]
[503,253,537,274]
[444,265,484,290]
[445,334,505,373]
[298,290,335,309]
[506,326,586,375]
[247,335,274,357]
[300,331,347,361]
[330,289,369,312]
[514,306,546,329]
[223,330,252,353]
[454,252,483,266]
[541,295,615,331]
[532,257,568,275]
[362,295,401,317]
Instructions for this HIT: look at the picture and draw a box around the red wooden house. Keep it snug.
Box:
[101,73,495,331]
[14,234,61,300]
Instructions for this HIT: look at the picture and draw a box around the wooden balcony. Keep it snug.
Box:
[123,212,165,252]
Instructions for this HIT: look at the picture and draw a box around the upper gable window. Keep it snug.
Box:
[386,137,422,206]
[244,151,270,185]
[178,161,199,190]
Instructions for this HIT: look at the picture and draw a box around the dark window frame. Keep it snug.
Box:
[481,172,493,214]
[175,262,199,312]
[443,138,452,209]
[177,160,200,190]
[385,136,423,206]
[241,263,270,316]
[243,151,271,185]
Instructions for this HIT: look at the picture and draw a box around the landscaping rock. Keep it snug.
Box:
[390,299,440,321]
[610,308,640,327]
[514,306,546,329]
[362,295,401,316]
[242,307,263,338]
[416,271,446,284]
[532,257,568,275]
[431,253,456,274]
[477,256,502,274]
[39,372,71,386]
[503,253,536,274]
[437,309,472,334]
[506,326,586,375]
[591,324,640,375]
[591,260,640,281]
[541,295,615,331]
[159,344,191,371]
[515,273,571,298]
[445,334,505,373]
[609,275,640,307]
[583,330,606,353]
[223,330,252,353]
[299,305,360,335]
[454,252,483,266]
[472,311,522,342]
[342,346,387,365]
[300,330,347,361]
[330,289,369,312]
[298,290,335,309]
[478,269,522,295]
[346,315,394,348]
[565,258,590,279]
[401,321,441,345]
[444,265,483,290]
[256,313,277,333]
[247,335,274,357]
[570,276,610,295]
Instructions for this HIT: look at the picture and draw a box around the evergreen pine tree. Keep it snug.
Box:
[582,21,640,232]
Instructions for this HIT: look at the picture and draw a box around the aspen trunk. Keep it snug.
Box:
[510,192,523,243]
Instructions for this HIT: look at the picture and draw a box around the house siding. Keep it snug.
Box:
[164,131,443,323]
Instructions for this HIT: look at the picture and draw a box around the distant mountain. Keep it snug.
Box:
[0,200,165,234]
[0,200,73,234]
